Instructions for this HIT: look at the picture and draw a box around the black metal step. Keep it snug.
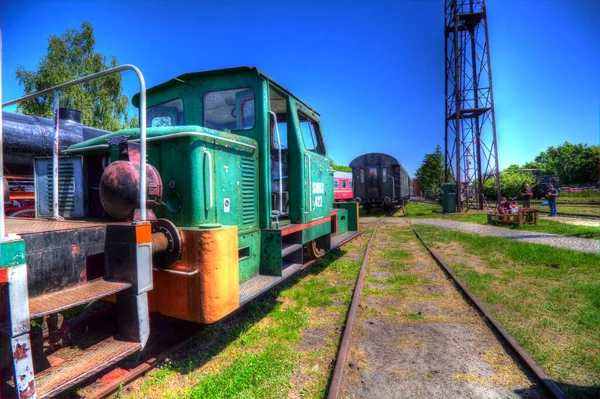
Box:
[29,279,131,319]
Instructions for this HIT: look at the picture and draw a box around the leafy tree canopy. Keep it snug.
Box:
[15,22,134,131]
[332,164,351,173]
[415,145,444,192]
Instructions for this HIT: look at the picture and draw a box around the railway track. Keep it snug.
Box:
[539,211,599,220]
[326,214,566,399]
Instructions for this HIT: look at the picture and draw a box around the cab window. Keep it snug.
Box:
[298,111,325,155]
[203,88,254,130]
[147,99,184,127]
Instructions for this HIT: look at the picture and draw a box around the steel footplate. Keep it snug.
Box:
[239,262,303,305]
[331,231,360,250]
[29,279,132,319]
[35,336,140,398]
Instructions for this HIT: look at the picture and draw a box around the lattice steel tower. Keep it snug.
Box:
[444,0,501,212]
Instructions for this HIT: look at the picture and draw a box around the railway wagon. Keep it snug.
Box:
[350,153,411,211]
[2,109,109,217]
[333,171,353,201]
[0,66,359,398]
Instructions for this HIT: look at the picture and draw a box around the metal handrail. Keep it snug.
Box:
[268,111,284,215]
[0,64,148,237]
[391,176,396,200]
[0,28,5,239]
[203,148,214,210]
[305,153,312,212]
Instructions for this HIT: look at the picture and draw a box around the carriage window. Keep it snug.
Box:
[360,169,365,184]
[298,112,325,155]
[334,180,339,189]
[349,180,353,189]
[147,99,184,127]
[203,88,254,130]
[341,180,347,189]
[383,168,387,183]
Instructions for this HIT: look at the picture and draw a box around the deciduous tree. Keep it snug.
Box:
[15,22,134,131]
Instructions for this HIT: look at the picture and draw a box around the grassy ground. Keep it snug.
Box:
[412,224,600,398]
[403,202,600,240]
[116,235,370,399]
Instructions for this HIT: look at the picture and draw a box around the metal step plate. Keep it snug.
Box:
[29,279,132,319]
[35,335,140,398]
[239,263,303,305]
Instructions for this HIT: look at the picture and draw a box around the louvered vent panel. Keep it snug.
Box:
[240,157,256,226]
[35,157,85,218]
[46,163,76,211]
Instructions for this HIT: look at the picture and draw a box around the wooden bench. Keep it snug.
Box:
[487,208,539,226]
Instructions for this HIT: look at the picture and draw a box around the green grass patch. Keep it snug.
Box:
[186,344,296,399]
[403,312,423,320]
[413,224,600,398]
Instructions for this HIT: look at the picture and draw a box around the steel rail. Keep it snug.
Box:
[327,227,376,399]
[409,221,565,399]
[538,211,599,220]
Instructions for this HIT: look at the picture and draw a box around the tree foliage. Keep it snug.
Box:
[415,145,444,192]
[533,142,600,186]
[483,171,537,199]
[332,164,351,173]
[15,22,134,131]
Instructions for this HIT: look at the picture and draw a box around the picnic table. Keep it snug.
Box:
[487,208,539,226]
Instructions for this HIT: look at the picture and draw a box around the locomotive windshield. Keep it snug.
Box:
[147,99,184,127]
[203,88,255,131]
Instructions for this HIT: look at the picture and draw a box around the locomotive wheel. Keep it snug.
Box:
[307,238,326,259]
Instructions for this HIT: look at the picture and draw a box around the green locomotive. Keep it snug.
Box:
[67,66,360,323]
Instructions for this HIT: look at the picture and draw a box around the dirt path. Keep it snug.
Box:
[412,218,600,254]
[340,219,546,399]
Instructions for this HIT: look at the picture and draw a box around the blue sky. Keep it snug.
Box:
[2,0,599,175]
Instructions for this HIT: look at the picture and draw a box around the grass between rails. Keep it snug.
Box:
[119,235,370,399]
[403,202,600,240]
[412,224,600,398]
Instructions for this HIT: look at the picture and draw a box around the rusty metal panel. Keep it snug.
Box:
[4,218,105,235]
[10,333,36,399]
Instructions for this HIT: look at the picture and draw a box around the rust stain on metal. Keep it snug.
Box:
[14,342,29,361]
[19,379,36,399]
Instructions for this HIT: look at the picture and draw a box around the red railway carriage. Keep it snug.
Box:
[334,171,353,201]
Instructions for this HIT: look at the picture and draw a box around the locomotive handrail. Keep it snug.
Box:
[1,64,148,226]
[268,111,284,215]
[305,153,312,213]
[0,29,5,239]
[203,148,214,210]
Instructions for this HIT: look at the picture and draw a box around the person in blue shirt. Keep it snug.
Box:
[545,184,559,216]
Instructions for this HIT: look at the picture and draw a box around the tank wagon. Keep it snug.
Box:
[350,153,411,211]
[2,109,109,217]
[0,66,359,398]
[333,171,353,201]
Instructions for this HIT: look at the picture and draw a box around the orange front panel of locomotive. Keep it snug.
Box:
[148,225,240,324]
